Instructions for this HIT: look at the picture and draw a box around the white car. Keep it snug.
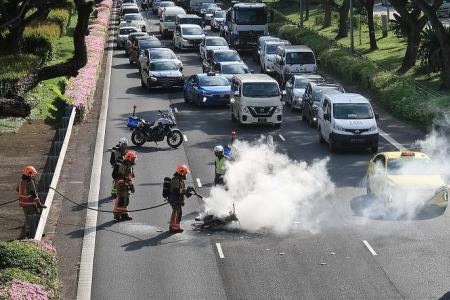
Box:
[173,24,205,50]
[284,74,324,111]
[212,61,251,81]
[204,6,218,25]
[116,26,139,48]
[199,36,229,59]
[122,13,146,32]
[158,1,175,17]
[260,40,290,74]
[211,10,226,31]
[139,48,182,72]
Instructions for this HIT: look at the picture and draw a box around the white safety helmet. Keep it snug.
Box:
[214,145,224,153]
[119,137,128,145]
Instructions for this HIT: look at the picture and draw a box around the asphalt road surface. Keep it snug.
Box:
[89,8,450,300]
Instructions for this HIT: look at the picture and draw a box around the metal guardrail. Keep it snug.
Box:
[269,6,445,98]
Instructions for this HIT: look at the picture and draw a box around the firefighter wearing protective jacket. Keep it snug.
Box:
[16,166,46,237]
[168,164,191,233]
[113,151,136,222]
[110,137,128,198]
[214,145,227,186]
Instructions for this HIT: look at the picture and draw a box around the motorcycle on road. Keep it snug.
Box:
[128,107,183,148]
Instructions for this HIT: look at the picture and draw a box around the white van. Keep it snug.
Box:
[318,93,379,153]
[160,6,186,36]
[230,74,285,127]
[274,45,318,84]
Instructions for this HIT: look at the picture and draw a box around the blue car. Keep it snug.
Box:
[183,73,231,106]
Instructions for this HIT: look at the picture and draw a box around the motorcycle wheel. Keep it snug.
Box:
[166,129,183,148]
[131,130,146,147]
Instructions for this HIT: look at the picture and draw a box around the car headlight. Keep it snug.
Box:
[334,124,345,131]
[294,96,303,103]
[203,96,207,102]
[230,98,235,104]
[275,106,283,113]
[240,106,250,114]
[369,125,377,132]
[150,76,158,81]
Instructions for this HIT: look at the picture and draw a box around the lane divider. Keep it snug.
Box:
[174,107,179,113]
[183,134,188,142]
[278,134,286,142]
[216,242,225,258]
[378,129,406,151]
[196,178,202,188]
[362,240,378,256]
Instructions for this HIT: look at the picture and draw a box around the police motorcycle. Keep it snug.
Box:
[127,106,183,148]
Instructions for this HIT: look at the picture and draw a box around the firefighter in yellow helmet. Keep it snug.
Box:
[112,151,136,222]
[16,166,46,237]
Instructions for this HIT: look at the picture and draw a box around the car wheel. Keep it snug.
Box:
[231,110,237,122]
[129,57,133,64]
[318,127,325,144]
[183,91,190,103]
[329,135,337,153]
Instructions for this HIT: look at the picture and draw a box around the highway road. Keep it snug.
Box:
[88,7,450,300]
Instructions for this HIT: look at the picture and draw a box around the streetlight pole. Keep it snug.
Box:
[349,0,354,53]
[300,0,304,27]
[386,1,390,36]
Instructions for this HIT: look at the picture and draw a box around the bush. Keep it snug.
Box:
[277,23,439,127]
[23,22,62,58]
[48,9,71,34]
[0,268,42,286]
[0,54,41,81]
[314,15,324,26]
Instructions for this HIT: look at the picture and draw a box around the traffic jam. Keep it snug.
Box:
[117,0,448,225]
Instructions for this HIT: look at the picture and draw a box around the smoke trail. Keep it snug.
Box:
[202,138,335,234]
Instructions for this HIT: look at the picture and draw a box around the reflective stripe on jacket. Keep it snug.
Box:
[17,179,38,207]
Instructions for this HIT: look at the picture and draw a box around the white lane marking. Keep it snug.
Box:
[216,242,225,258]
[69,181,83,184]
[183,134,188,142]
[196,178,202,188]
[76,9,115,300]
[362,240,378,256]
[378,128,406,151]
[278,134,286,141]
[174,107,179,113]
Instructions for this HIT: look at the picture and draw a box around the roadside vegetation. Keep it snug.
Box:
[0,240,59,300]
[266,0,450,128]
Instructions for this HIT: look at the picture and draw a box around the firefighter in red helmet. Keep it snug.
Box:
[168,164,191,233]
[112,151,136,222]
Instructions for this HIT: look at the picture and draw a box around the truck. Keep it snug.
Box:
[220,2,269,51]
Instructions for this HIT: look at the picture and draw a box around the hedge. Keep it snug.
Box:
[48,9,71,34]
[277,25,450,127]
[24,22,62,59]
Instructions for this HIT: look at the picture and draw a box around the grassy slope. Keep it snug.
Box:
[0,15,77,133]
[267,0,443,92]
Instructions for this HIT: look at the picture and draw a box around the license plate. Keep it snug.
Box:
[350,138,364,144]
[258,118,267,123]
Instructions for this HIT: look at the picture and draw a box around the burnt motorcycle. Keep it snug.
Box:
[128,107,183,148]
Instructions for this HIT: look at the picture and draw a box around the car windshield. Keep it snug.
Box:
[139,40,162,49]
[202,3,215,9]
[179,18,202,25]
[222,65,248,74]
[119,28,137,35]
[294,77,323,88]
[182,27,203,35]
[207,8,216,14]
[387,158,438,175]
[243,82,279,97]
[160,2,174,7]
[199,76,230,86]
[333,103,374,119]
[129,33,146,40]
[285,51,315,64]
[235,8,267,25]
[265,44,279,54]
[213,52,240,62]
[150,61,179,71]
[164,15,176,22]
[124,14,142,21]
[205,38,227,46]
[214,11,226,18]
[314,86,342,102]
[122,8,139,14]
[151,51,176,59]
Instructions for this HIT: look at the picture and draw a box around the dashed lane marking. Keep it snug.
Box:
[278,134,286,141]
[183,135,188,142]
[378,128,406,151]
[362,240,378,256]
[174,107,179,113]
[196,178,202,188]
[216,243,225,258]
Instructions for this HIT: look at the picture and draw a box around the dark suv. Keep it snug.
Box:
[202,49,241,73]
[128,36,162,65]
[302,82,344,127]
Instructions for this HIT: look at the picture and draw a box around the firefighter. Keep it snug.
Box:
[214,145,227,186]
[113,151,136,222]
[168,164,191,233]
[17,166,46,237]
[110,137,128,198]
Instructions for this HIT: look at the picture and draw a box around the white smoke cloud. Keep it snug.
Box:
[201,138,335,234]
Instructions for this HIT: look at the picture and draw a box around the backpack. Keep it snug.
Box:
[112,163,120,180]
[162,177,172,199]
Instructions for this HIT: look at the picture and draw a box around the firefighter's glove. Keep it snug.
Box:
[185,186,195,198]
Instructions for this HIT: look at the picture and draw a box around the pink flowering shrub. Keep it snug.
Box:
[0,279,48,300]
[64,0,112,112]
[27,240,56,256]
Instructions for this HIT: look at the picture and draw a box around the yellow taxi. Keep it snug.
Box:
[366,151,449,209]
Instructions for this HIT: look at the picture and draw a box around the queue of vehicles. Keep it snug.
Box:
[116,0,448,216]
